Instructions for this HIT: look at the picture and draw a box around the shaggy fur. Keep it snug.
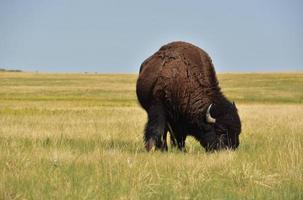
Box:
[136,41,241,152]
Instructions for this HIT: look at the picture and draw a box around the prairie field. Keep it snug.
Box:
[0,72,302,199]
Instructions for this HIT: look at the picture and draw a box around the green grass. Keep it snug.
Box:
[0,72,302,199]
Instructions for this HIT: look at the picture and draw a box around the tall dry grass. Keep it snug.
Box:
[0,72,302,199]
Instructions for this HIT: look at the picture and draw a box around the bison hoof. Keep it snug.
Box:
[145,139,155,152]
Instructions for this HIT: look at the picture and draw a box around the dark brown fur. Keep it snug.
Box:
[136,41,241,152]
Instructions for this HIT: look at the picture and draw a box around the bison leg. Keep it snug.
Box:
[167,123,186,151]
[167,122,178,148]
[170,134,177,147]
[176,136,186,152]
[144,103,167,151]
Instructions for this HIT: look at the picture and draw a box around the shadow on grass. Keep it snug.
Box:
[1,136,253,155]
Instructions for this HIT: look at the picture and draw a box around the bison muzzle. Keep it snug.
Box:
[136,41,241,152]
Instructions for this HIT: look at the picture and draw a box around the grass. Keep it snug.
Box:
[0,72,302,199]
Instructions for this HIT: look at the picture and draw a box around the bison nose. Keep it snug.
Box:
[233,137,240,149]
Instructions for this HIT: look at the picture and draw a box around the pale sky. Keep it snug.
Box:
[0,0,302,73]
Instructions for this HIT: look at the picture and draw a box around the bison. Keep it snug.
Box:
[136,41,241,152]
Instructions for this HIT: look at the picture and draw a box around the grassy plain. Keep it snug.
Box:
[0,72,302,199]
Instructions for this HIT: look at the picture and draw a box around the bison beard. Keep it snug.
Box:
[136,41,241,152]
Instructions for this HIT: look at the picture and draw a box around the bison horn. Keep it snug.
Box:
[206,104,216,123]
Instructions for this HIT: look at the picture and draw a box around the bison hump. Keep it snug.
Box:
[136,41,220,112]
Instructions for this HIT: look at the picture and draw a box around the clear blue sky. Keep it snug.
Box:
[1,0,302,73]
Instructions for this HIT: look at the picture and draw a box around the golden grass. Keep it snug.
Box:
[0,72,302,199]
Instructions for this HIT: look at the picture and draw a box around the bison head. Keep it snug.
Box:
[202,102,241,151]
